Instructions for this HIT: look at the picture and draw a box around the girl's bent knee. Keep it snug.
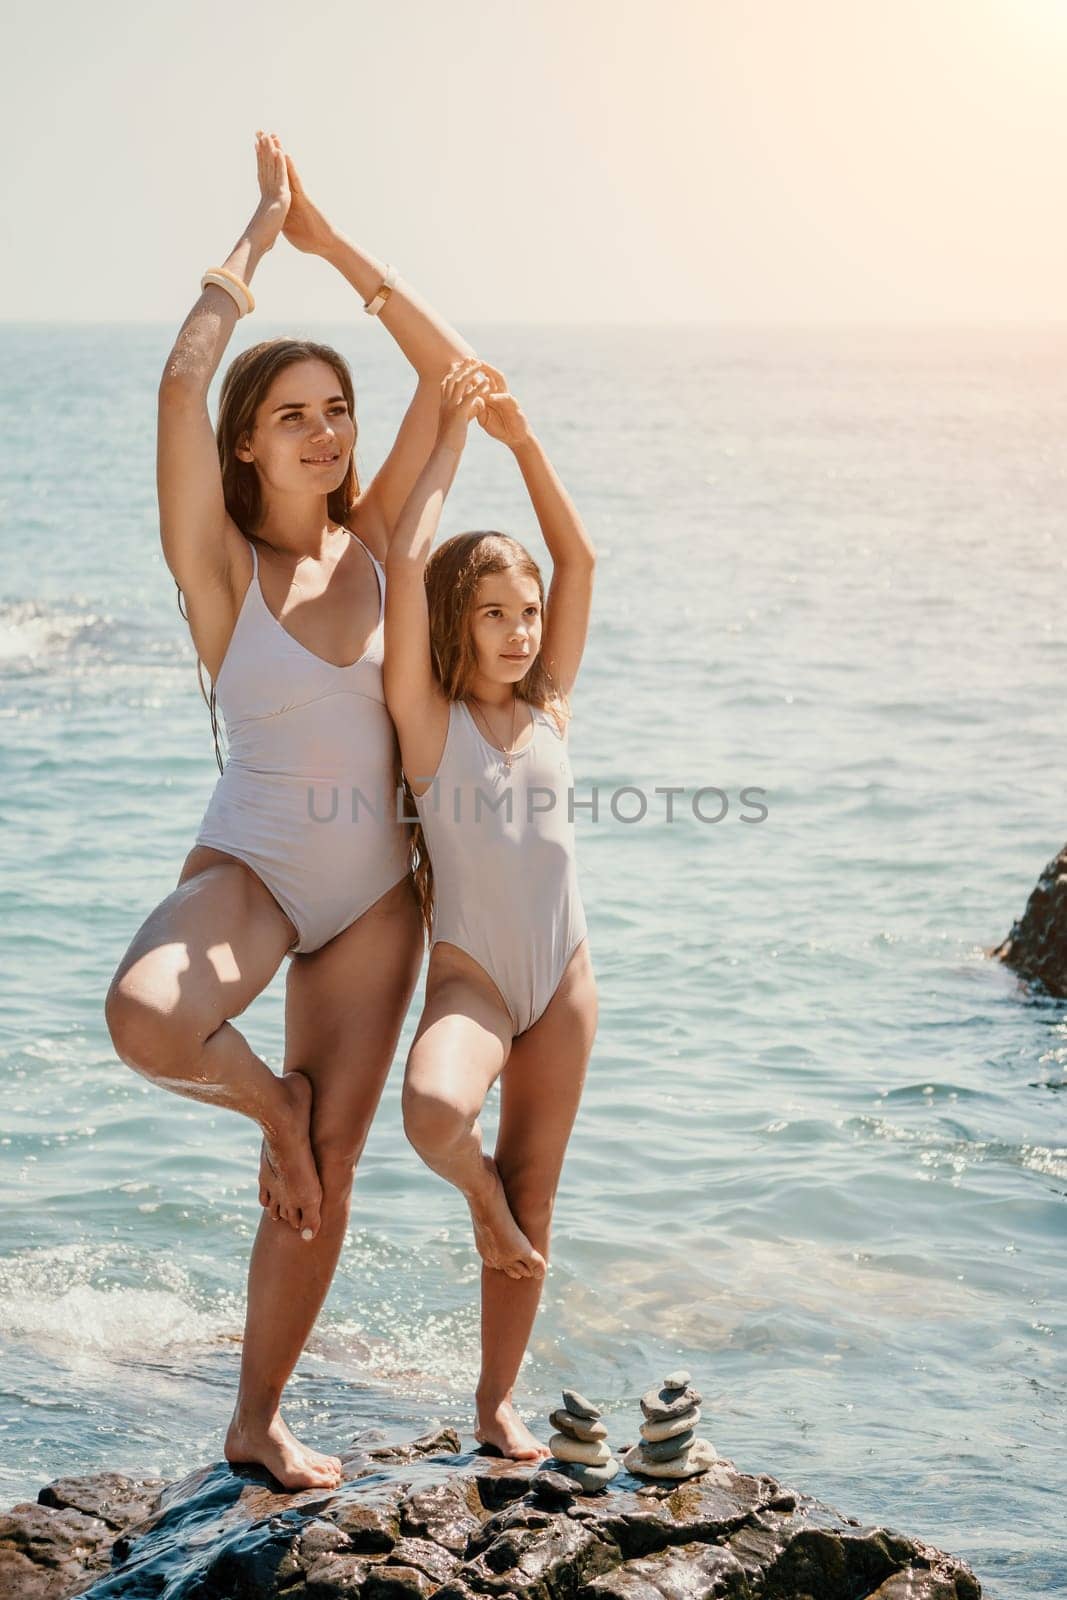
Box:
[402,1083,472,1160]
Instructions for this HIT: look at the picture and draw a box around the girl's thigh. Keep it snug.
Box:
[406,946,515,1118]
[496,939,598,1181]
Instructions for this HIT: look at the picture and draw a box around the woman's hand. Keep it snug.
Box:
[476,363,532,450]
[436,359,490,452]
[249,130,291,251]
[281,152,337,257]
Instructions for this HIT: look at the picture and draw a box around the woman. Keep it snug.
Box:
[104,131,475,1490]
[384,362,598,1459]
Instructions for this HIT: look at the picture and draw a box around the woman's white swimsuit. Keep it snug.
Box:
[195,533,409,954]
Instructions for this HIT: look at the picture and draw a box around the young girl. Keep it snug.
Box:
[384,361,598,1460]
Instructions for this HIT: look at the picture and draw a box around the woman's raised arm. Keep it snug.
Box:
[283,155,477,552]
[157,131,288,620]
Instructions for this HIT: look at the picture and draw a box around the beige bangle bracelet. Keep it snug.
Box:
[200,268,255,316]
[364,264,397,317]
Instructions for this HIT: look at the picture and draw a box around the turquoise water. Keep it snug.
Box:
[1,324,1064,1598]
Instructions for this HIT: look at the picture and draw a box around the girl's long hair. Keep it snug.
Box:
[175,339,361,773]
[405,531,569,935]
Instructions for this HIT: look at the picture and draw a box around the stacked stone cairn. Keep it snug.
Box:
[544,1388,619,1491]
[622,1369,718,1479]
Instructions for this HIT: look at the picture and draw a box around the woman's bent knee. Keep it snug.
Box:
[104,974,201,1082]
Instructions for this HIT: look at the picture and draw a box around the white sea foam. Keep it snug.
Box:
[0,601,104,665]
[0,1247,239,1359]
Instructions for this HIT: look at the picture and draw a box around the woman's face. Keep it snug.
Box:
[468,566,543,686]
[237,358,355,498]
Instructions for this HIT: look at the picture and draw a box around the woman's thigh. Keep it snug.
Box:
[495,940,597,1194]
[106,850,296,1054]
[282,876,424,1165]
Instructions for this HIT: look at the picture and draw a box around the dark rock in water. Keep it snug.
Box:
[0,1498,117,1599]
[327,1485,404,1551]
[398,1477,484,1554]
[527,1470,577,1510]
[993,844,1067,997]
[468,1460,536,1512]
[1,1429,982,1599]
[0,1473,168,1600]
[386,1537,463,1586]
[363,1427,463,1466]
[37,1473,166,1533]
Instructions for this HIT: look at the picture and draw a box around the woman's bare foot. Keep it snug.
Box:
[259,1070,322,1239]
[475,1398,550,1461]
[467,1156,546,1280]
[225,1408,342,1491]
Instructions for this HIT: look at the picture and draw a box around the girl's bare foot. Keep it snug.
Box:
[259,1070,322,1239]
[225,1409,342,1491]
[467,1155,546,1280]
[475,1398,550,1461]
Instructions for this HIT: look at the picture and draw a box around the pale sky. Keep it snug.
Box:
[2,0,1065,323]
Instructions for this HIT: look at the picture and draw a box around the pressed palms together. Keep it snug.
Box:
[281,153,337,257]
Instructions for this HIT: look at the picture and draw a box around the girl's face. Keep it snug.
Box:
[236,358,355,498]
[469,567,543,686]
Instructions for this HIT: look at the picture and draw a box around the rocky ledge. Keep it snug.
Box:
[1,1427,980,1600]
[993,841,1067,997]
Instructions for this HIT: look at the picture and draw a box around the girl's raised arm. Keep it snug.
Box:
[478,367,596,699]
[283,156,476,556]
[384,362,488,785]
[157,131,288,652]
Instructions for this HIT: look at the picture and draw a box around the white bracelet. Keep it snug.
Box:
[364,264,397,317]
[200,268,255,317]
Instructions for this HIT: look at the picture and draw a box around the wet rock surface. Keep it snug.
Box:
[993,842,1067,996]
[0,1428,982,1599]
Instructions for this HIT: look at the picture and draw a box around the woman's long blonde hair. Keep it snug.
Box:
[176,338,362,773]
[406,531,569,934]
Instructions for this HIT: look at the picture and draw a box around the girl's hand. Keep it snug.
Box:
[282,153,336,257]
[476,362,532,449]
[436,359,490,452]
[250,130,291,250]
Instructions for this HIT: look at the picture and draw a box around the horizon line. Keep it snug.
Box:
[4,317,1067,331]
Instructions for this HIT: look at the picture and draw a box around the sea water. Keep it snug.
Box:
[0,323,1064,1598]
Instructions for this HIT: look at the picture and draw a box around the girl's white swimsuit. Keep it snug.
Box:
[413,699,587,1034]
[195,532,409,954]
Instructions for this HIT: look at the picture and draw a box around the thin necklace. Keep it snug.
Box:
[469,696,520,770]
[260,528,347,598]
